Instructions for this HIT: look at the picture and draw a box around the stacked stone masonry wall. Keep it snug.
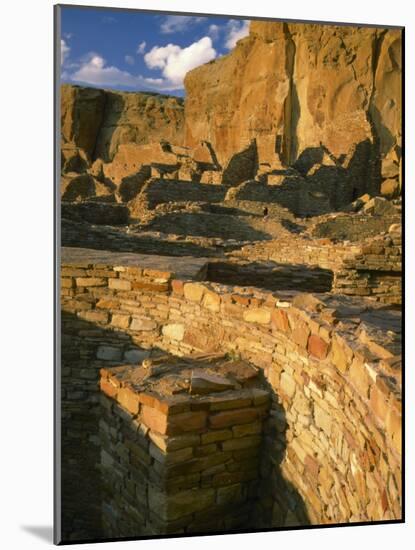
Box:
[61,261,402,537]
[234,229,402,304]
[99,365,270,536]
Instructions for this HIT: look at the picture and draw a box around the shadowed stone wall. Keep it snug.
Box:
[60,255,401,540]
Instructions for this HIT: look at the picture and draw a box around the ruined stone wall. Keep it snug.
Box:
[61,260,401,537]
[233,226,402,304]
[141,179,227,209]
[99,365,270,537]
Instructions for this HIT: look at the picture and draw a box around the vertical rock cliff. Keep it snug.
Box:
[184,21,402,190]
[61,84,185,162]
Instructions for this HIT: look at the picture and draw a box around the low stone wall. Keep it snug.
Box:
[233,225,402,304]
[60,256,402,538]
[143,180,227,209]
[99,360,270,536]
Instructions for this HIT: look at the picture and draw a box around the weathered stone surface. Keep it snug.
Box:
[149,487,215,521]
[381,178,400,199]
[189,372,234,395]
[61,84,184,162]
[162,323,185,342]
[183,283,205,302]
[280,372,296,399]
[111,313,130,330]
[130,317,157,331]
[96,346,122,361]
[307,334,329,359]
[185,22,402,193]
[118,386,140,415]
[243,308,271,324]
[210,408,260,428]
[109,278,131,291]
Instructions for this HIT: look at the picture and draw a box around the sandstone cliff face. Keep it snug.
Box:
[61,84,185,161]
[184,21,402,188]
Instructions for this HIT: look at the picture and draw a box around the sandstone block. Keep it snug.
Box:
[243,308,271,324]
[109,278,131,291]
[202,290,221,312]
[171,279,184,295]
[149,443,193,464]
[201,429,233,445]
[148,487,215,521]
[149,432,200,452]
[141,406,168,434]
[190,372,234,395]
[167,411,208,435]
[314,403,332,437]
[349,358,371,399]
[232,421,262,438]
[291,318,310,349]
[331,334,353,373]
[111,313,131,329]
[118,386,140,415]
[271,309,290,332]
[100,378,118,399]
[308,334,329,359]
[61,278,74,288]
[210,408,259,428]
[130,317,157,331]
[75,277,106,287]
[183,283,205,302]
[222,435,261,451]
[97,346,122,361]
[162,323,185,342]
[280,372,296,399]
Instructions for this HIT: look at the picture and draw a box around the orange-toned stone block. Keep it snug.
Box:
[171,279,184,295]
[142,405,168,434]
[308,334,329,359]
[291,318,310,348]
[132,280,169,292]
[349,358,372,399]
[271,309,290,333]
[100,377,119,399]
[167,411,208,435]
[331,334,353,373]
[118,386,140,415]
[209,408,259,428]
[370,384,389,424]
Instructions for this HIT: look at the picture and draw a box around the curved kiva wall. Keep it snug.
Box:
[61,261,402,531]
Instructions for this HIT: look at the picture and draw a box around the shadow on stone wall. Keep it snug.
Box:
[60,310,310,542]
[255,374,310,528]
[146,211,270,241]
[205,260,333,293]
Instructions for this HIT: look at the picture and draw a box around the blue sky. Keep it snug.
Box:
[60,7,250,96]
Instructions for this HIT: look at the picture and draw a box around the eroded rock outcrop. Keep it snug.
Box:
[184,21,402,192]
[61,84,185,161]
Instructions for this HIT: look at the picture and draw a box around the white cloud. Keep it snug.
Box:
[137,41,146,54]
[70,53,139,88]
[66,36,216,92]
[144,36,216,87]
[208,24,220,41]
[61,39,70,65]
[124,55,135,65]
[160,15,204,34]
[224,19,250,50]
